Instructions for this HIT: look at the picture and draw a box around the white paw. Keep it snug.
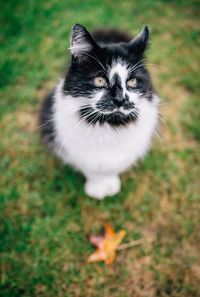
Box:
[85,176,121,200]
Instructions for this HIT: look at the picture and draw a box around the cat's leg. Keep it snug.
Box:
[84,174,121,200]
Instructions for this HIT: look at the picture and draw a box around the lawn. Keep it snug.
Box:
[0,0,200,296]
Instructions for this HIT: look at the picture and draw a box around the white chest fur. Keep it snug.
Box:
[54,88,157,175]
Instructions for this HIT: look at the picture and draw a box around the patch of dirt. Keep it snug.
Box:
[17,110,37,132]
[124,256,156,297]
[1,109,37,132]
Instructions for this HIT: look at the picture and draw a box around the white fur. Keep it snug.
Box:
[53,75,159,199]
[69,43,92,57]
[69,31,92,57]
[109,61,128,97]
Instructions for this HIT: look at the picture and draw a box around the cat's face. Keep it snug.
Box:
[63,24,155,127]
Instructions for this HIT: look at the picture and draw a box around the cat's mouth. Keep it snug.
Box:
[79,106,138,127]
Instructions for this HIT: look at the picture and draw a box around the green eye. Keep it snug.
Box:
[94,77,107,87]
[127,78,137,88]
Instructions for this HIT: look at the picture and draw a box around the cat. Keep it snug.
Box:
[39,24,159,199]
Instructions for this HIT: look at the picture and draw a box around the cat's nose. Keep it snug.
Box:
[113,97,125,108]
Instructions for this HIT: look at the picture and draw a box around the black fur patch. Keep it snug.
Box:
[39,91,55,150]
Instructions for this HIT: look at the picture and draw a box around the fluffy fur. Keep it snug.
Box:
[39,24,159,199]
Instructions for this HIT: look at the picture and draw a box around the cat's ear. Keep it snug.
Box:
[128,26,149,54]
[70,24,99,58]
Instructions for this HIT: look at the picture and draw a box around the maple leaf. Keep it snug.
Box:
[87,223,126,265]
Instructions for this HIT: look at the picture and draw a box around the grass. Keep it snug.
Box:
[0,0,200,296]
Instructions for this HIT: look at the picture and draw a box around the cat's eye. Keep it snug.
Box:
[94,77,107,87]
[127,78,137,88]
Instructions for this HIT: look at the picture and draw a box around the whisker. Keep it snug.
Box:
[89,111,100,125]
[154,130,167,145]
[130,63,146,73]
[145,63,168,71]
[37,108,78,129]
[128,60,167,73]
[129,59,145,69]
[157,114,166,125]
[56,116,87,154]
[37,103,93,130]
[83,52,107,73]
[128,59,146,72]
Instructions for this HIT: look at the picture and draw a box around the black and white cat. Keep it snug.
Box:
[39,24,159,199]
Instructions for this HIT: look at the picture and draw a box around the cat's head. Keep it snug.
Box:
[63,24,155,127]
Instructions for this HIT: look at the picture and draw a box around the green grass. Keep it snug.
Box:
[0,1,200,296]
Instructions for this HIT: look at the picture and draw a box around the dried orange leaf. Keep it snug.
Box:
[87,224,126,265]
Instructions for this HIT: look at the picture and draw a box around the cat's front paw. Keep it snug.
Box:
[85,176,121,200]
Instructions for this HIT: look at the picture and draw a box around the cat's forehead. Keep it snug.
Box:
[109,59,129,81]
[108,58,129,81]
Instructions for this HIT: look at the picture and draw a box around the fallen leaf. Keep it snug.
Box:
[87,223,126,265]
